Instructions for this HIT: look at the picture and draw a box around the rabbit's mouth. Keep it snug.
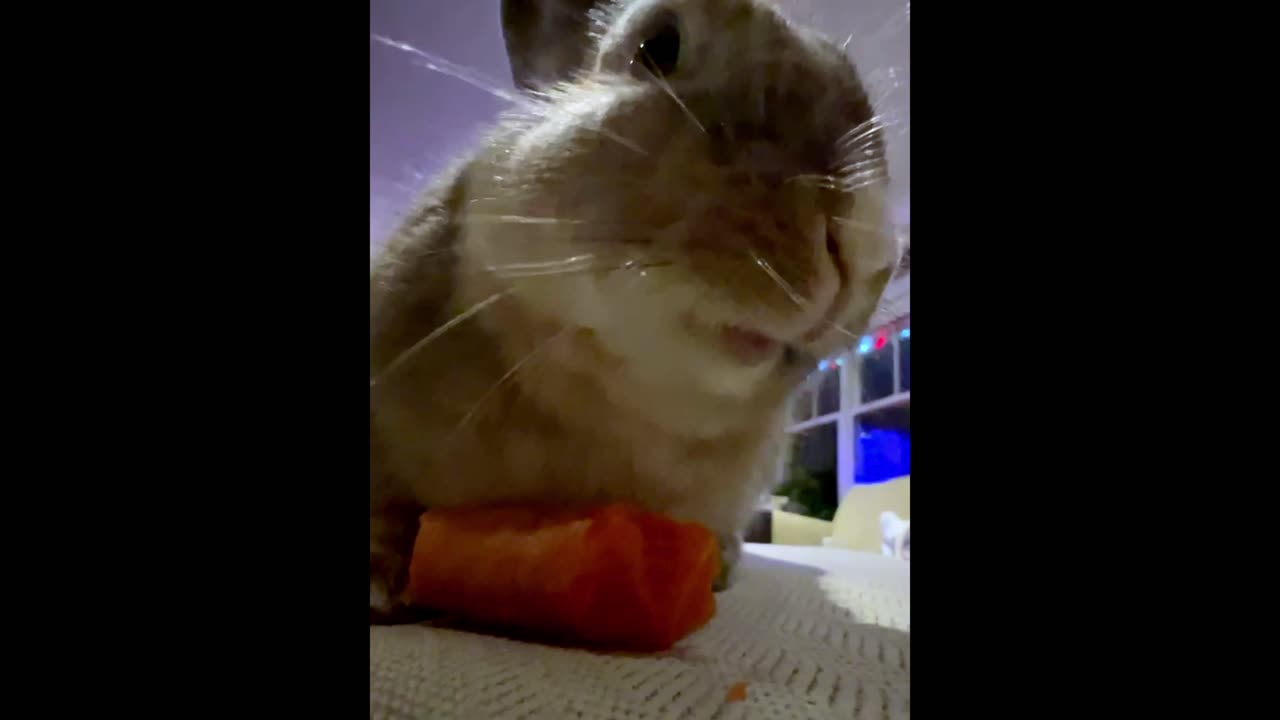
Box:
[716,326,812,371]
[679,303,834,370]
[718,322,834,371]
[678,314,783,368]
[719,325,781,365]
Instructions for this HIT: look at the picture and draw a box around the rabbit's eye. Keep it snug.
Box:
[635,16,680,77]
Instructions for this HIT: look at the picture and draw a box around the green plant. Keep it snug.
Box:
[775,463,837,521]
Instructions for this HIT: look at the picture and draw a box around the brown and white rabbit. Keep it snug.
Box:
[369,0,902,619]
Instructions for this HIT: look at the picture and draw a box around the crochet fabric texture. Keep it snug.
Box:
[371,546,910,719]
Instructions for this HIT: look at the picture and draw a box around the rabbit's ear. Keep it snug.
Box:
[501,0,602,91]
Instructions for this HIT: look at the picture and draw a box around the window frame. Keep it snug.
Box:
[784,315,911,499]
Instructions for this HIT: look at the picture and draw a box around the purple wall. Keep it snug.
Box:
[369,0,909,255]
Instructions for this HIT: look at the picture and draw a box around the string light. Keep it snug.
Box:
[857,321,909,355]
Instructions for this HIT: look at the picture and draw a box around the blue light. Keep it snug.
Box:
[835,356,845,367]
[817,359,829,371]
[857,337,873,354]
[900,327,910,339]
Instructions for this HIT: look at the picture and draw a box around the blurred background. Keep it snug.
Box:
[369,0,910,554]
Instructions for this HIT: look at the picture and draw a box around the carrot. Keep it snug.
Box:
[405,503,720,651]
[725,681,749,703]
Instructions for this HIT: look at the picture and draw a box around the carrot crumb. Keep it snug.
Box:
[725,681,748,703]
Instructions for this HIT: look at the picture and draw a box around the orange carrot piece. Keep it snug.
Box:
[405,503,720,652]
[725,681,749,703]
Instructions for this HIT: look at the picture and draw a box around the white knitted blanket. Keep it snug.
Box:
[370,544,910,719]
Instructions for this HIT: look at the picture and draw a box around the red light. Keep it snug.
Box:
[874,334,887,350]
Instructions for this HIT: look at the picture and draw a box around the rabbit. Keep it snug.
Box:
[369,0,903,620]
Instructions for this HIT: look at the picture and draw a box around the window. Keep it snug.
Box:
[781,315,911,514]
[898,329,911,391]
[778,422,839,520]
[859,343,895,404]
[854,403,911,484]
[816,365,840,416]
